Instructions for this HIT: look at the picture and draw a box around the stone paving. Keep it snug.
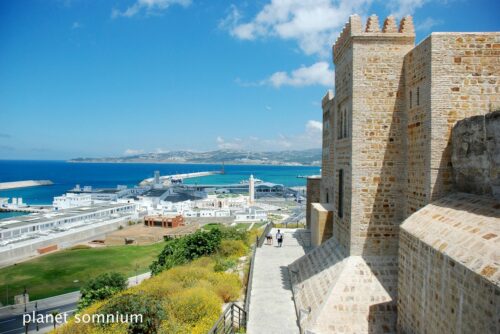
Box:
[247,228,309,334]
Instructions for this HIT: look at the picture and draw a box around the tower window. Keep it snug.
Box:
[337,106,349,139]
[326,192,329,203]
[409,90,413,109]
[338,169,344,218]
[417,87,420,106]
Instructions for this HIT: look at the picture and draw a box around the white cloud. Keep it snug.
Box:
[124,149,144,155]
[306,120,322,132]
[386,0,428,18]
[236,61,334,88]
[222,0,373,56]
[223,0,441,56]
[267,62,333,87]
[112,0,191,18]
[215,120,322,151]
[415,17,443,31]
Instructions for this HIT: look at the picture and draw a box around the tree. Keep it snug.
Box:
[78,272,127,310]
[150,228,223,275]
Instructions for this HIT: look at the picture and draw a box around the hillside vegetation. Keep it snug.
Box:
[53,226,258,334]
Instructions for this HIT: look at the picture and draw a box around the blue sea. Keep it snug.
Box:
[0,160,319,219]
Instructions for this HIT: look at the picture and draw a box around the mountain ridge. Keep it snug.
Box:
[68,149,322,166]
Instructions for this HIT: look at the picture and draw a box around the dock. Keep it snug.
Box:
[139,171,221,186]
[0,180,53,190]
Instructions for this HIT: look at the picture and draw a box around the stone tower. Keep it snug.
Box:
[289,14,417,333]
[331,14,415,256]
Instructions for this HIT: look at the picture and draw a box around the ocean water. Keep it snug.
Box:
[0,160,319,218]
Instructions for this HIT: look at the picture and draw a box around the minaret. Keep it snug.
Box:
[249,174,255,204]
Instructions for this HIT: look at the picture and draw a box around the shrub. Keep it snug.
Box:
[219,240,248,258]
[159,320,191,334]
[96,293,166,334]
[170,287,221,325]
[213,257,237,272]
[150,229,222,275]
[150,238,188,274]
[78,272,127,310]
[82,272,127,292]
[218,226,248,244]
[208,272,242,302]
[166,266,213,289]
[184,228,222,260]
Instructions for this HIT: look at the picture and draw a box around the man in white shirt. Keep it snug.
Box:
[276,229,284,247]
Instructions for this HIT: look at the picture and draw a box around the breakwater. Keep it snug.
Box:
[139,171,222,186]
[0,180,53,190]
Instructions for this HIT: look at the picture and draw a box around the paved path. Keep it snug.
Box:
[247,228,308,334]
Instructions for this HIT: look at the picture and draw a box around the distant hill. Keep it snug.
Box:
[69,149,322,166]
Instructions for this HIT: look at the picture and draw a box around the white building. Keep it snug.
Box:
[193,194,248,210]
[183,209,231,218]
[0,202,137,243]
[53,193,92,210]
[234,207,267,222]
[70,185,148,201]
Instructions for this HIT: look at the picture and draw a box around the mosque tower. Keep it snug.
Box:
[249,174,255,204]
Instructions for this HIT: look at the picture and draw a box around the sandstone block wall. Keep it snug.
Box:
[402,32,500,215]
[451,110,500,198]
[428,33,500,201]
[403,37,432,215]
[321,90,335,205]
[306,176,321,230]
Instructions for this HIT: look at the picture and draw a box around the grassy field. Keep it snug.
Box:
[0,242,165,305]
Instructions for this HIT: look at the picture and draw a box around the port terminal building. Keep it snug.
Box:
[0,202,137,267]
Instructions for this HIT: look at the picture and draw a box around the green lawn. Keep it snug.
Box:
[0,242,165,305]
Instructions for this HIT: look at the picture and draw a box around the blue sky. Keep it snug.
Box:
[0,0,498,159]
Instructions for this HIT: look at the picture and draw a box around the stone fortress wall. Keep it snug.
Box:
[300,14,499,334]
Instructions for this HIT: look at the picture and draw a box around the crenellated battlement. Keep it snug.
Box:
[322,89,334,108]
[333,14,415,62]
[398,16,415,34]
[383,16,398,33]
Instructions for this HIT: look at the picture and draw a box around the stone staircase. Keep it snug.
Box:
[288,238,398,333]
[288,237,346,327]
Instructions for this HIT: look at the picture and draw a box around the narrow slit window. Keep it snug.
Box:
[338,169,344,218]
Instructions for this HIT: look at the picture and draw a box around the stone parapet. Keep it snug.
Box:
[306,177,322,230]
[398,193,500,333]
[310,203,334,247]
